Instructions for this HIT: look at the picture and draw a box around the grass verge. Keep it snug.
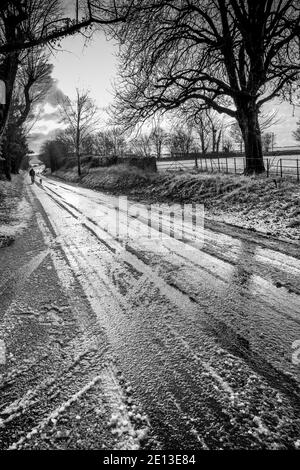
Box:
[0,174,31,248]
[53,165,300,242]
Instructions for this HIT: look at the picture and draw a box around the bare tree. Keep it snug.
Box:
[40,137,70,173]
[223,138,234,153]
[262,132,276,153]
[109,126,127,155]
[229,122,244,153]
[181,105,224,156]
[14,50,54,128]
[58,88,99,175]
[0,1,132,55]
[0,1,63,140]
[84,130,114,156]
[129,132,152,157]
[168,126,194,156]
[192,112,211,156]
[82,128,127,156]
[1,49,54,177]
[206,112,223,155]
[292,121,300,142]
[149,121,167,160]
[111,0,300,174]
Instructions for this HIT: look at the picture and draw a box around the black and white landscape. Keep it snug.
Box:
[0,0,300,454]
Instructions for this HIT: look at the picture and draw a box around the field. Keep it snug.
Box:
[157,154,300,180]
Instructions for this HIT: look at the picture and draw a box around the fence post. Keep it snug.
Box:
[297,159,299,183]
[234,157,236,174]
[218,156,220,172]
[280,158,283,178]
[225,156,228,174]
[194,154,198,169]
[266,158,269,178]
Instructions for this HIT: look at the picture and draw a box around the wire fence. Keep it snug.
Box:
[157,154,300,182]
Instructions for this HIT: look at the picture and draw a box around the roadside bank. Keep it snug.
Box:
[53,165,300,243]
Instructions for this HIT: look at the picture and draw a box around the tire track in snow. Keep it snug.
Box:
[8,367,137,450]
[32,184,282,448]
[31,181,300,448]
[33,187,232,447]
[44,179,300,293]
[22,196,157,450]
[35,183,300,394]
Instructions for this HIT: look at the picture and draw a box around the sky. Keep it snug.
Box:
[27,30,300,154]
[28,31,119,153]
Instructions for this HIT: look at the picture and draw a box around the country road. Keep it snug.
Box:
[0,176,300,450]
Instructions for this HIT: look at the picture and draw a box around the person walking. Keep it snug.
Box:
[29,167,35,184]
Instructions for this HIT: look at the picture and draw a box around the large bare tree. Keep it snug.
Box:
[111,0,300,174]
[2,50,54,178]
[14,50,54,128]
[0,1,132,55]
[58,88,99,176]
[149,115,167,159]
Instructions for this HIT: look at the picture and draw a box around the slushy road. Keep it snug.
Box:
[1,176,299,449]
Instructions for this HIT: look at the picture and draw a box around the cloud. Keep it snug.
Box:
[31,124,49,133]
[43,80,68,106]
[27,128,61,153]
[38,109,61,122]
[28,101,65,152]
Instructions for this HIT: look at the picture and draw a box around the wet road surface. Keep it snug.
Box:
[0,176,300,450]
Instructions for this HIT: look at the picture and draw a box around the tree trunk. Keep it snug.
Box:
[76,100,81,176]
[216,130,222,155]
[212,128,216,152]
[238,104,265,175]
[157,141,161,159]
[76,146,81,176]
[0,52,19,180]
[194,153,198,168]
[76,137,81,177]
[199,129,206,156]
[50,148,57,173]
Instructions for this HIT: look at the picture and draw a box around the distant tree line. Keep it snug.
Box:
[39,102,280,175]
